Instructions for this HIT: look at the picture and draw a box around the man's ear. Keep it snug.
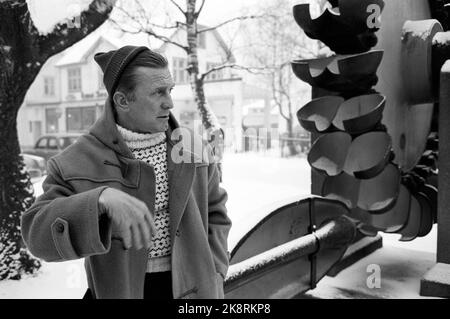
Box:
[112,91,130,112]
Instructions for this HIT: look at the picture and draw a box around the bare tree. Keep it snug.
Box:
[0,0,116,280]
[112,0,265,171]
[242,0,326,156]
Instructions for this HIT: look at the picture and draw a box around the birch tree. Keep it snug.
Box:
[112,0,264,171]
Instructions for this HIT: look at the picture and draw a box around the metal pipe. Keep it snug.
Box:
[224,216,355,293]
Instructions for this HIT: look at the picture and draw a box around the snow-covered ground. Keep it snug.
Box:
[0,151,312,298]
[0,151,438,298]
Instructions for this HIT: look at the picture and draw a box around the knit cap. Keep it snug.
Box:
[94,45,149,96]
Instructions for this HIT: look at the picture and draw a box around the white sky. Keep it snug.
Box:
[27,0,263,34]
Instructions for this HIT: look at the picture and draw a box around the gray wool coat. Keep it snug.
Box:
[21,99,231,299]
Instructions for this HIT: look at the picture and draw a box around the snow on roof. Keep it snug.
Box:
[54,30,102,67]
[54,21,162,67]
[54,19,235,67]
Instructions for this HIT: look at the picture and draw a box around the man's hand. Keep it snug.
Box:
[98,187,156,250]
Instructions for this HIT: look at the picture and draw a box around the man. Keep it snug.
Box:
[21,46,231,299]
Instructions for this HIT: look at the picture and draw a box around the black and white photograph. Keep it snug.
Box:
[0,0,449,302]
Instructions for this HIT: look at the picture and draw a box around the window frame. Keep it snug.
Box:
[172,57,188,84]
[67,67,82,93]
[44,76,55,96]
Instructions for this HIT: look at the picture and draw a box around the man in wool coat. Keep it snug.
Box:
[21,46,232,299]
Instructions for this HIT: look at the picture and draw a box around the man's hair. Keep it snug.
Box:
[115,50,168,102]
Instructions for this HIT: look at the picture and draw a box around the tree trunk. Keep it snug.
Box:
[286,117,298,156]
[185,0,224,178]
[0,92,41,280]
[0,0,116,280]
[0,1,43,278]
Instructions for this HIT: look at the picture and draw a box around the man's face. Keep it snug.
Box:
[122,66,175,133]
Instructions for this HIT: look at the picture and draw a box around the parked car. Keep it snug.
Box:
[22,133,81,162]
[21,153,46,185]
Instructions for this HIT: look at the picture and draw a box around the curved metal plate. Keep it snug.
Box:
[230,197,349,264]
[227,197,351,299]
[399,194,422,241]
[322,163,401,214]
[333,94,386,134]
[349,184,410,234]
[291,52,383,93]
[416,192,433,237]
[292,3,383,54]
[344,131,392,179]
[419,184,437,224]
[358,163,401,214]
[297,96,344,133]
[322,172,360,209]
[308,132,352,176]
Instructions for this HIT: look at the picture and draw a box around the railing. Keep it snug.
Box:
[242,134,311,156]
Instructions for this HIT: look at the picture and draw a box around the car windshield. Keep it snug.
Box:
[23,157,37,170]
[58,137,78,149]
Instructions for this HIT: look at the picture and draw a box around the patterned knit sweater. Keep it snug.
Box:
[117,124,171,273]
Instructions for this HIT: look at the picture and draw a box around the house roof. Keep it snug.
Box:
[55,21,156,67]
[54,20,235,67]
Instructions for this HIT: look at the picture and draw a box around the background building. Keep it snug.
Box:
[17,23,272,152]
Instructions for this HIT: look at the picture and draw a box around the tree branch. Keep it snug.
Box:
[195,0,206,18]
[200,63,269,81]
[109,18,189,52]
[170,0,186,16]
[37,0,117,62]
[148,21,187,29]
[198,15,268,33]
[142,28,189,52]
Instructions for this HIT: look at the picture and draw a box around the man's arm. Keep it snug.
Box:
[21,158,112,262]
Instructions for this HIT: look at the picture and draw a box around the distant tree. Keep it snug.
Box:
[242,0,327,156]
[112,0,264,172]
[0,0,116,280]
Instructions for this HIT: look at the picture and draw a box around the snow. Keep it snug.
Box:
[27,0,93,36]
[0,151,438,298]
[54,21,155,67]
[432,31,450,46]
[0,151,311,298]
[1,46,12,53]
[401,20,438,42]
[227,232,316,282]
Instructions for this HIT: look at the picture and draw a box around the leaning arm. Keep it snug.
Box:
[21,158,112,262]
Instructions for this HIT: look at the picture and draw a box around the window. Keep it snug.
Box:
[198,32,206,49]
[45,108,59,133]
[36,138,47,149]
[172,57,188,84]
[68,67,81,92]
[44,77,55,96]
[48,137,58,150]
[58,137,78,149]
[66,106,96,132]
[206,62,223,81]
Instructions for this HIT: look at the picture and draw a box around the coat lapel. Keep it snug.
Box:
[166,115,198,244]
[167,142,196,244]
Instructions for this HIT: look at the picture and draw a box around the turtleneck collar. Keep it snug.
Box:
[116,124,166,150]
